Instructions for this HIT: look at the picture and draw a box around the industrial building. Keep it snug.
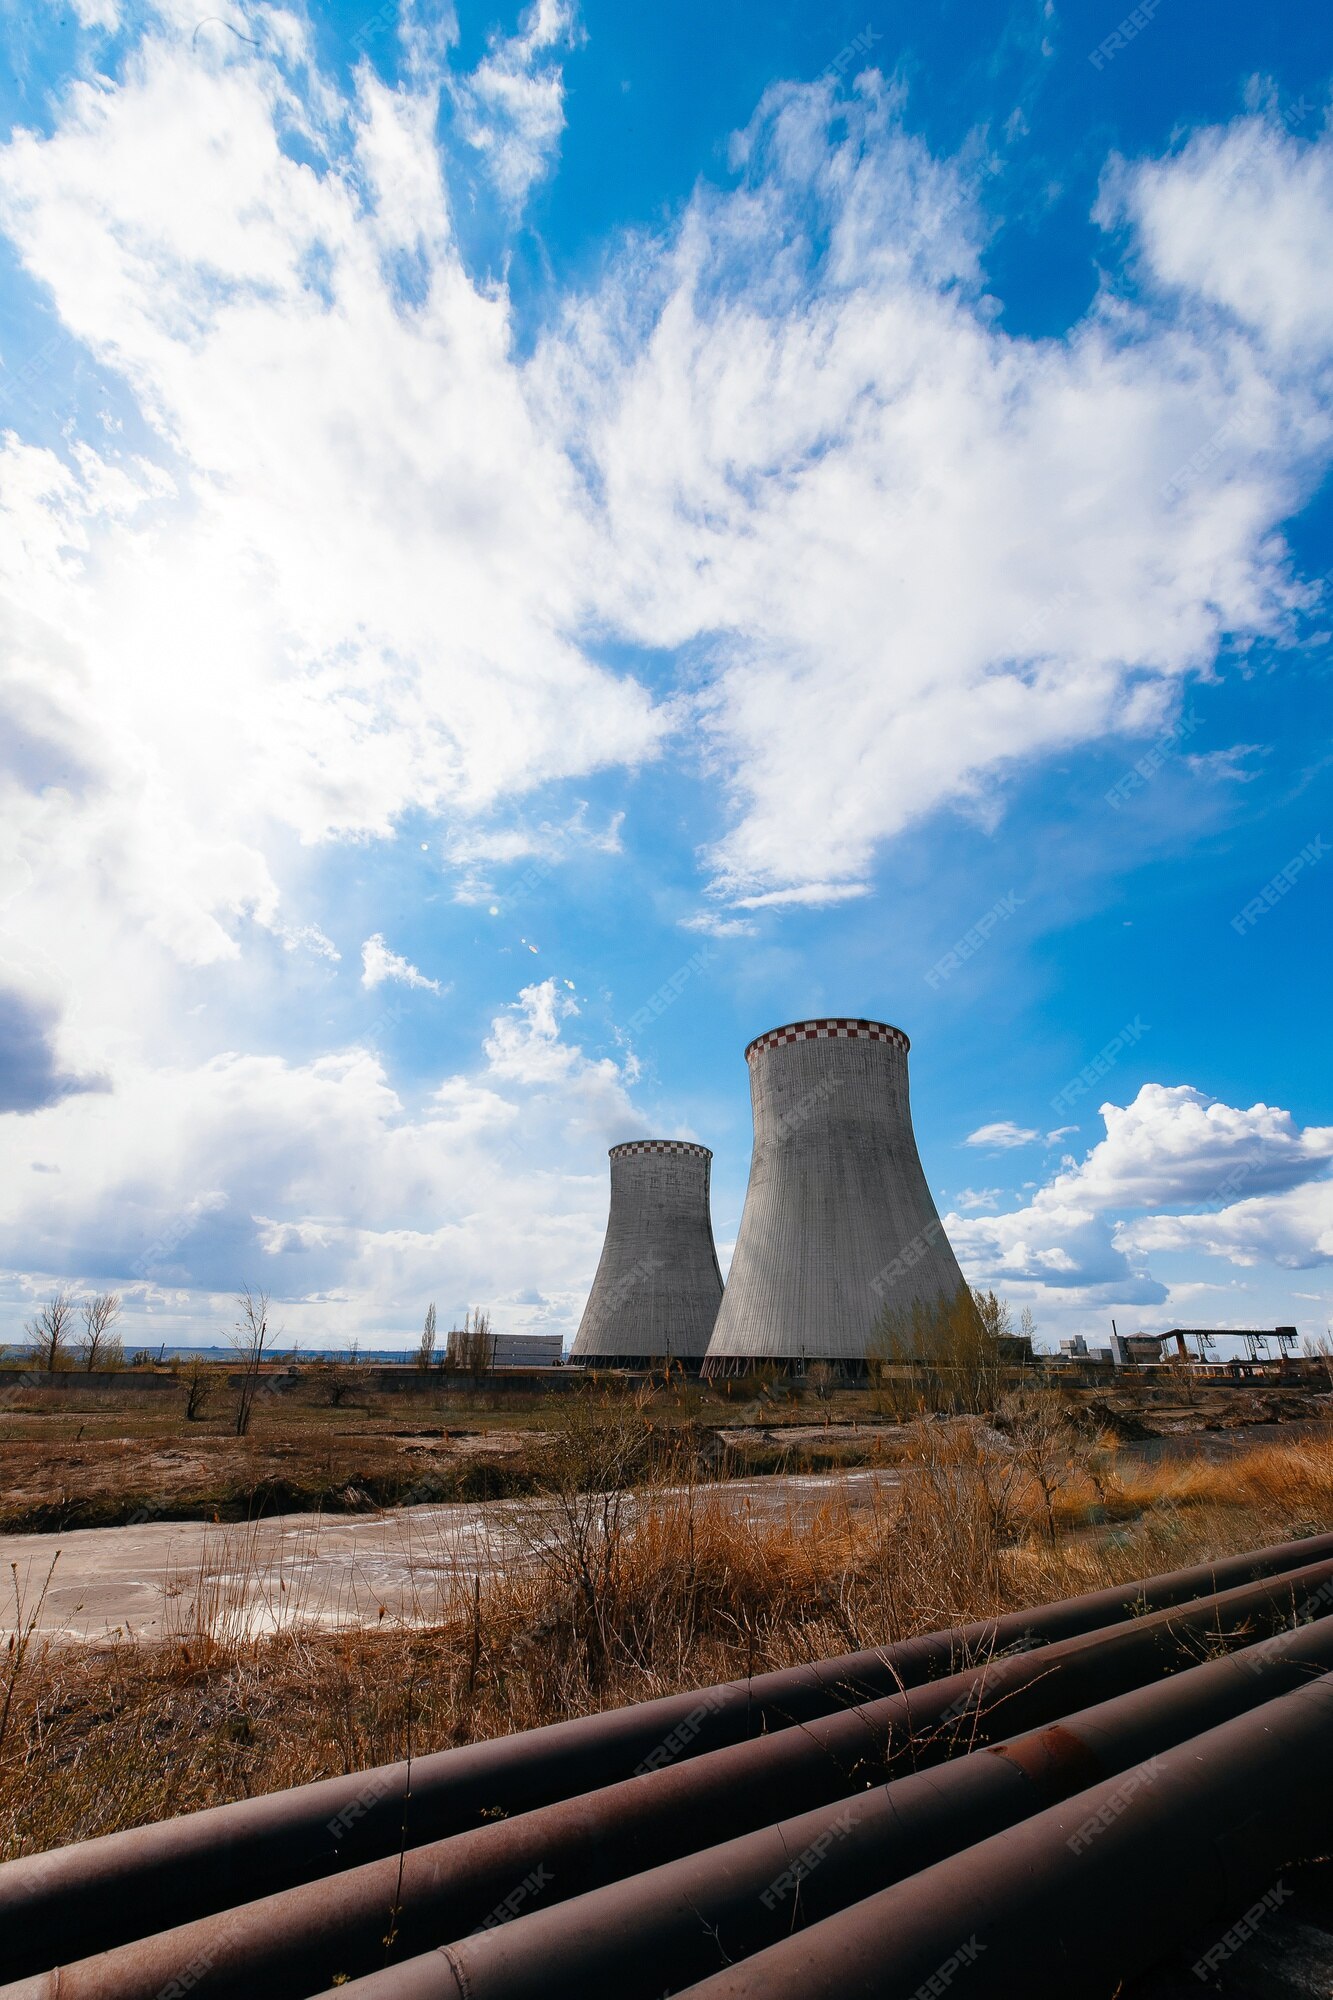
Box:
[443,1328,564,1369]
[569,1140,724,1368]
[702,1018,969,1375]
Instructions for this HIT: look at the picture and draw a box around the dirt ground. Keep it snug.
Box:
[0,1368,907,1531]
[0,1372,1325,1533]
[0,1416,552,1533]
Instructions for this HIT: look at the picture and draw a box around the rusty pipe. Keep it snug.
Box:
[305,1597,1333,2000]
[8,1554,1333,2000]
[667,1667,1333,1999]
[0,1524,1326,1980]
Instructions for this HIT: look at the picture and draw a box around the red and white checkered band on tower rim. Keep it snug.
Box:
[744,1018,911,1062]
[609,1140,713,1159]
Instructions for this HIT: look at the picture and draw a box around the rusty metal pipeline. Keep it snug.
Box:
[8,1553,1333,2000]
[304,1600,1333,2000]
[0,1524,1327,1981]
[666,1666,1333,1998]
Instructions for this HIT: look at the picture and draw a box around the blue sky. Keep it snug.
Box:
[0,0,1330,1351]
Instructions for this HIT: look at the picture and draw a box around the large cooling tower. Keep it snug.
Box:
[570,1141,724,1368]
[702,1018,968,1373]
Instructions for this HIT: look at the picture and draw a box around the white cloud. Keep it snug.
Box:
[0,978,641,1342]
[68,0,121,29]
[451,0,581,211]
[276,921,341,961]
[730,884,874,911]
[1,51,1329,1000]
[679,911,758,939]
[1184,743,1269,784]
[950,1197,1162,1302]
[1051,1084,1333,1210]
[1127,1181,1333,1273]
[447,803,624,901]
[548,85,1331,903]
[483,979,630,1126]
[950,1083,1333,1304]
[360,934,442,993]
[954,1186,1003,1210]
[965,1121,1040,1149]
[448,805,623,866]
[0,27,663,1042]
[1108,112,1333,357]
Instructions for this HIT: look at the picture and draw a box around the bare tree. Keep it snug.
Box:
[1018,1304,1037,1364]
[446,1306,493,1379]
[78,1293,123,1371]
[229,1287,271,1437]
[24,1288,75,1372]
[416,1301,437,1372]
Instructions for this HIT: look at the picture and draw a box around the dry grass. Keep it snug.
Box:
[2,1421,1331,1863]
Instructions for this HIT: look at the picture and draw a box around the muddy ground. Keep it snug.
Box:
[0,1466,898,1645]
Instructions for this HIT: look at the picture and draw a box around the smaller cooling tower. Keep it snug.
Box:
[570,1141,724,1369]
[703,1018,968,1374]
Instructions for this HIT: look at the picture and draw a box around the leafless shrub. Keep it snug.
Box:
[997,1384,1080,1541]
[229,1288,270,1437]
[0,1557,58,1759]
[183,1356,215,1423]
[511,1392,654,1687]
[1165,1342,1200,1406]
[1307,1331,1333,1394]
[807,1360,836,1401]
[882,1416,1019,1616]
[318,1354,369,1408]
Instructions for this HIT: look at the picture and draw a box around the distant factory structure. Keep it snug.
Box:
[570,1018,971,1375]
[1057,1328,1299,1370]
[443,1327,564,1368]
[569,1141,724,1368]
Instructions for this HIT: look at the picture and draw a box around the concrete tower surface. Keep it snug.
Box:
[702,1018,968,1373]
[570,1141,724,1368]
